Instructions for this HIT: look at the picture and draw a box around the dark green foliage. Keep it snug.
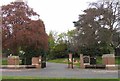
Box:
[20,46,46,65]
[115,48,120,56]
[49,43,68,59]
[2,59,7,65]
[73,1,120,56]
[78,43,110,56]
[115,56,120,65]
[47,31,76,59]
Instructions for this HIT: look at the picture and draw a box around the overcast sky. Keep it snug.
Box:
[1,0,97,34]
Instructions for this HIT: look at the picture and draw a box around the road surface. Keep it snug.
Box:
[2,62,119,78]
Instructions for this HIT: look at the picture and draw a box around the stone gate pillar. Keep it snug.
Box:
[7,56,20,69]
[80,54,85,69]
[32,56,41,68]
[102,54,115,70]
[68,53,73,69]
[7,56,20,65]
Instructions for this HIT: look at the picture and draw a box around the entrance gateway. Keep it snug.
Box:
[6,54,117,70]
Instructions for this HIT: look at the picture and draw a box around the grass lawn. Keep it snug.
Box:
[96,57,102,64]
[2,79,119,81]
[48,58,80,67]
[48,57,120,65]
[2,76,119,81]
[115,56,120,65]
[48,58,68,64]
[2,59,7,65]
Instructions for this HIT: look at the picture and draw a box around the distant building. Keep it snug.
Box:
[15,0,28,4]
[15,0,23,2]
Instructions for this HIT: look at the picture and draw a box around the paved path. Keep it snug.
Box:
[2,62,118,78]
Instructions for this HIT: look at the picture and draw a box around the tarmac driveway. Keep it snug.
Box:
[2,62,119,78]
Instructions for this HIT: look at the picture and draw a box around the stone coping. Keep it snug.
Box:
[8,56,19,58]
[106,65,117,67]
[102,54,115,57]
[1,65,36,69]
[106,64,120,68]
